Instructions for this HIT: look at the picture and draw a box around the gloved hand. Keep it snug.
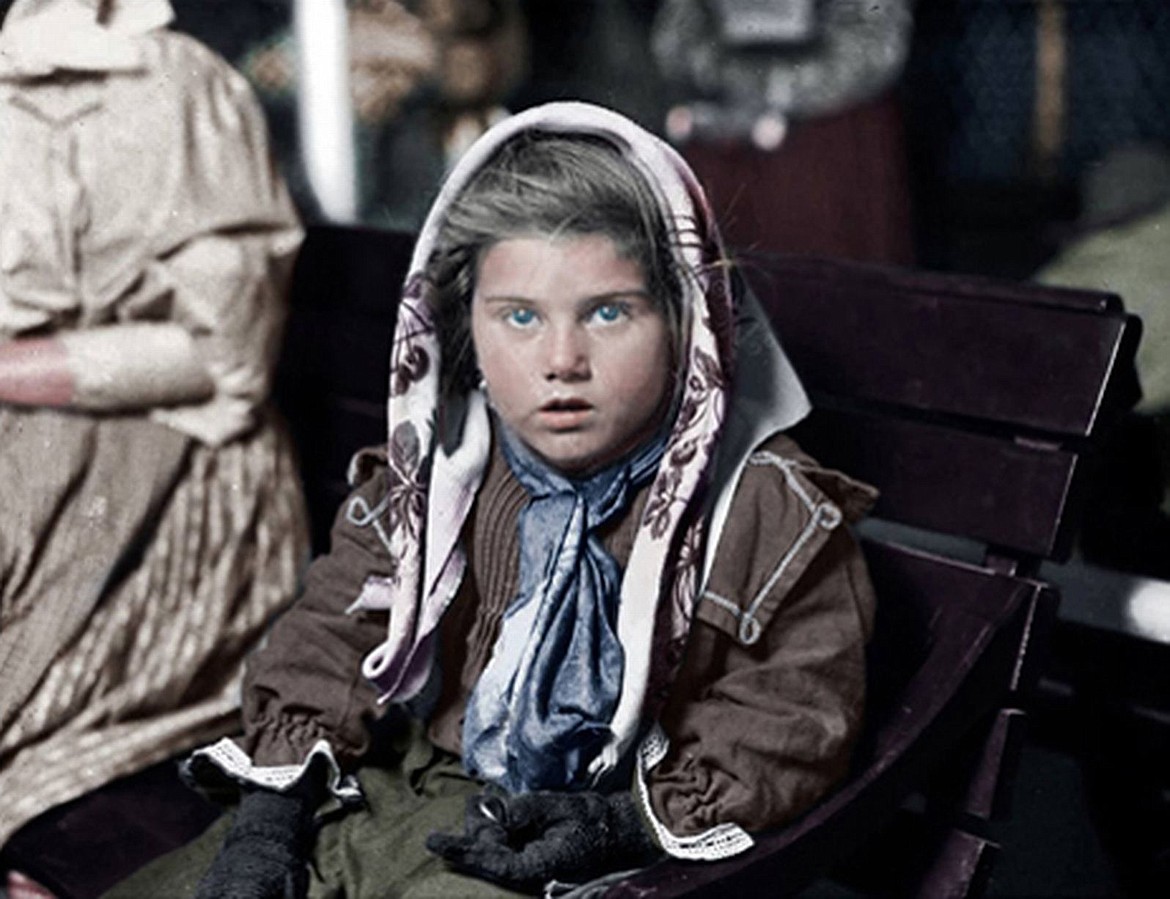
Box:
[194,787,316,899]
[426,790,660,890]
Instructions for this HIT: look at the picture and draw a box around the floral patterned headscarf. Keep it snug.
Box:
[349,101,809,779]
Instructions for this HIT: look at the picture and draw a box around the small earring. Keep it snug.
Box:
[477,371,493,408]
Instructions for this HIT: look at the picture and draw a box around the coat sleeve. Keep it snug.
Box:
[641,434,877,844]
[187,457,395,794]
[238,472,393,769]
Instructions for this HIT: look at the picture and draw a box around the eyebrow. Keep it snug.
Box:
[478,289,653,306]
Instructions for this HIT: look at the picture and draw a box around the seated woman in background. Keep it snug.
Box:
[110,101,876,898]
[0,0,308,863]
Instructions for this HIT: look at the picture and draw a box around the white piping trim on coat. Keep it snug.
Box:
[345,492,394,556]
[702,450,841,645]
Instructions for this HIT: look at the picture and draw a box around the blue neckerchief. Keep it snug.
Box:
[461,420,668,792]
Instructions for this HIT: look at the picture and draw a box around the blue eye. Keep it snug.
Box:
[593,303,625,323]
[507,308,536,327]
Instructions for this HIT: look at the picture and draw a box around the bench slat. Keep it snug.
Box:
[792,409,1080,559]
[283,396,386,551]
[281,308,393,404]
[743,253,1123,314]
[746,261,1134,438]
[278,227,410,550]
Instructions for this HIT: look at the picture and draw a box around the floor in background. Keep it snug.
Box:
[799,737,1127,899]
[984,741,1122,897]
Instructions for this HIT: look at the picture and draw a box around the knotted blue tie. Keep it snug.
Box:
[462,421,667,792]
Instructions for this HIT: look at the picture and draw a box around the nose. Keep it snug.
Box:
[543,323,589,381]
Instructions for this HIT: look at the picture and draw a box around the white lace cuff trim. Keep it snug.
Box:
[188,737,363,804]
[633,725,755,860]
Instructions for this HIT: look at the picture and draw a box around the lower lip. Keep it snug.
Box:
[539,407,592,429]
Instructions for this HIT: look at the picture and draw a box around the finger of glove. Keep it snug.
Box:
[437,823,580,884]
[440,841,537,886]
[194,878,300,899]
[482,836,579,885]
[493,791,565,835]
[504,791,606,831]
[607,791,660,860]
[470,790,590,838]
[427,811,511,854]
[194,876,300,899]
[425,830,476,862]
[466,791,509,823]
[426,833,534,886]
[507,827,596,880]
[195,864,300,899]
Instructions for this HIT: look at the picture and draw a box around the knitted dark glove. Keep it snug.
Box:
[426,790,660,890]
[194,788,315,899]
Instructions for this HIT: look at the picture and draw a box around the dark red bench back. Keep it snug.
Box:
[743,253,1141,562]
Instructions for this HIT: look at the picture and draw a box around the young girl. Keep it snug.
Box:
[109,101,876,898]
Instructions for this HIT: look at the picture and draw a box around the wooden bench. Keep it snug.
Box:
[277,230,1140,896]
[1,226,1140,898]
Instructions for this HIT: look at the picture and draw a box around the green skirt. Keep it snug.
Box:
[104,718,523,899]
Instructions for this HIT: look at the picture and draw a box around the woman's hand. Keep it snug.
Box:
[0,337,73,407]
[195,788,315,899]
[426,789,660,890]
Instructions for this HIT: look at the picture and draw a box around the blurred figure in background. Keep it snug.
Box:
[1035,143,1170,579]
[0,0,308,891]
[228,0,527,228]
[168,1,911,261]
[652,0,916,262]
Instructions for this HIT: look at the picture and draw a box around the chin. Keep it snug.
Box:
[532,440,604,476]
[542,452,597,476]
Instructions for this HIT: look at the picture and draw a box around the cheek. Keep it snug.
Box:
[606,332,673,403]
[481,355,521,393]
[472,328,529,407]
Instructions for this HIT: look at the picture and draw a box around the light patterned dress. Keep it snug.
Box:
[0,2,309,847]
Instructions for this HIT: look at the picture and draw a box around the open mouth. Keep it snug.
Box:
[539,398,593,429]
[541,397,592,412]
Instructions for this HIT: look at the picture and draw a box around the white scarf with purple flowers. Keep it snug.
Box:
[348,101,810,786]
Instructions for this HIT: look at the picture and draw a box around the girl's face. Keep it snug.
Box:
[471,234,673,475]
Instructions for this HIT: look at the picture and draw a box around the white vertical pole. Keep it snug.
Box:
[294,0,358,222]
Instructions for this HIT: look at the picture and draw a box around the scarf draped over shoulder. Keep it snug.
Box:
[347,101,810,786]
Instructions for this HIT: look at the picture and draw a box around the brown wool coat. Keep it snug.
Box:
[237,428,875,839]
